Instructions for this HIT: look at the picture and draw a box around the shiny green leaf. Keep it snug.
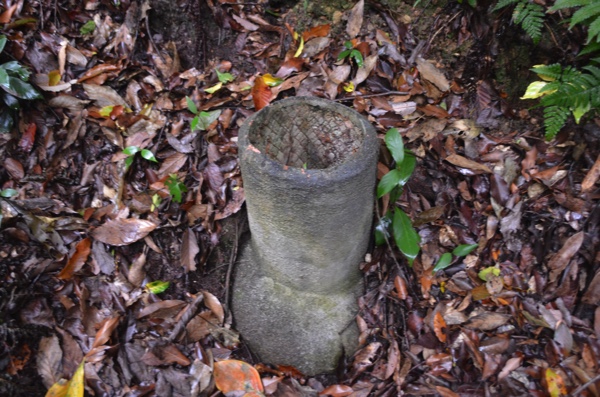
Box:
[377,169,402,198]
[337,49,352,61]
[0,76,41,100]
[80,20,96,35]
[478,266,500,281]
[393,208,420,266]
[122,146,140,156]
[1,61,31,80]
[433,252,453,273]
[146,280,170,294]
[351,49,364,68]
[384,128,404,164]
[165,174,187,203]
[397,152,416,186]
[124,156,134,170]
[1,188,17,198]
[186,96,198,114]
[140,149,158,162]
[2,92,20,110]
[0,36,6,54]
[215,68,234,83]
[452,243,478,257]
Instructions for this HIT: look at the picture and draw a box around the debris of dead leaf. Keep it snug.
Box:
[581,154,600,192]
[181,228,200,273]
[92,218,157,246]
[57,238,91,279]
[547,232,584,283]
[346,0,364,38]
[445,154,492,174]
[416,57,450,92]
[465,312,511,330]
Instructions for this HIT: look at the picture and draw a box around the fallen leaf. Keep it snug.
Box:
[203,290,224,324]
[545,368,567,397]
[251,76,273,111]
[142,343,191,366]
[46,359,85,397]
[90,316,120,350]
[435,386,460,397]
[394,275,408,300]
[465,312,510,330]
[582,154,600,192]
[416,57,450,92]
[548,232,584,283]
[37,335,62,389]
[181,228,200,272]
[92,218,157,246]
[433,312,447,343]
[57,238,91,279]
[346,0,364,38]
[320,384,353,397]
[582,265,600,304]
[445,154,492,174]
[4,158,24,180]
[157,152,187,180]
[498,356,522,380]
[302,24,331,42]
[214,360,264,395]
[83,83,129,108]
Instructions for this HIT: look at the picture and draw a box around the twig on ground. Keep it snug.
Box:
[167,293,204,343]
[572,374,600,396]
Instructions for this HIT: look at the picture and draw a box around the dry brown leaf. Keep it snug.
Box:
[157,152,187,180]
[320,384,353,397]
[416,57,450,92]
[83,83,129,108]
[302,24,331,42]
[4,158,24,180]
[445,154,492,174]
[58,238,91,280]
[142,343,191,366]
[215,187,245,220]
[433,312,447,343]
[346,0,364,38]
[181,228,199,273]
[325,65,351,99]
[394,275,408,300]
[498,356,522,380]
[36,335,62,389]
[582,267,600,305]
[582,154,600,192]
[548,232,584,283]
[435,386,460,397]
[203,290,224,324]
[127,251,147,287]
[419,104,450,118]
[92,218,157,246]
[465,312,510,330]
[352,55,378,87]
[137,300,186,319]
[252,76,273,111]
[90,316,120,350]
[384,340,400,380]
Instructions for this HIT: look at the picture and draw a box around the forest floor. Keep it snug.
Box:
[1,0,599,396]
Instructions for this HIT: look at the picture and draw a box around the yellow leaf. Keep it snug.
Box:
[343,81,355,92]
[294,36,304,58]
[545,368,567,397]
[205,82,223,94]
[572,102,591,124]
[99,105,114,117]
[48,70,61,86]
[46,360,85,397]
[521,81,551,99]
[261,74,283,87]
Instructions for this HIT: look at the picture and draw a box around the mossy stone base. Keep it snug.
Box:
[233,241,361,375]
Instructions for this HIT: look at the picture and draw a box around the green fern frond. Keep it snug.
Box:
[549,0,590,12]
[531,63,564,80]
[493,0,522,11]
[570,2,600,27]
[543,105,570,140]
[581,41,600,56]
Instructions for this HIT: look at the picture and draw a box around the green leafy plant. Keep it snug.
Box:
[522,63,600,139]
[150,193,162,211]
[215,68,234,84]
[375,128,420,265]
[0,35,42,133]
[493,0,545,44]
[165,174,187,203]
[432,243,479,273]
[186,96,222,131]
[337,41,364,68]
[80,20,96,35]
[122,146,158,170]
[146,280,170,294]
[550,0,600,54]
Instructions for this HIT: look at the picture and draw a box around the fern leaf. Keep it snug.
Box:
[543,105,570,140]
[580,41,600,55]
[570,2,600,28]
[586,15,600,43]
[523,4,545,43]
[549,0,590,12]
[532,63,564,80]
[492,0,521,11]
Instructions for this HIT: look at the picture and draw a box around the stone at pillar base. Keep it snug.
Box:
[232,240,362,375]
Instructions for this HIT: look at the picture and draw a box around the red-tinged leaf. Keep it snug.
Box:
[433,312,447,343]
[203,290,224,324]
[418,104,450,118]
[57,238,91,280]
[91,219,157,246]
[4,158,24,180]
[319,384,353,397]
[275,57,305,78]
[46,359,85,397]
[181,228,199,272]
[18,123,36,153]
[394,275,408,300]
[90,316,119,350]
[545,368,567,397]
[302,24,331,42]
[214,359,264,395]
[77,64,121,83]
[251,76,272,111]
[548,232,584,283]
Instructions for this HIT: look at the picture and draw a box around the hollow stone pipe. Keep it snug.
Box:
[233,96,378,375]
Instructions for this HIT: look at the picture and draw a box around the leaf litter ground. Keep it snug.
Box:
[0,0,599,396]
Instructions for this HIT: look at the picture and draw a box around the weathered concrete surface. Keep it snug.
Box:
[233,97,378,374]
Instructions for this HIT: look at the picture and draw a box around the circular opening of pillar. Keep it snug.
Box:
[248,98,364,169]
